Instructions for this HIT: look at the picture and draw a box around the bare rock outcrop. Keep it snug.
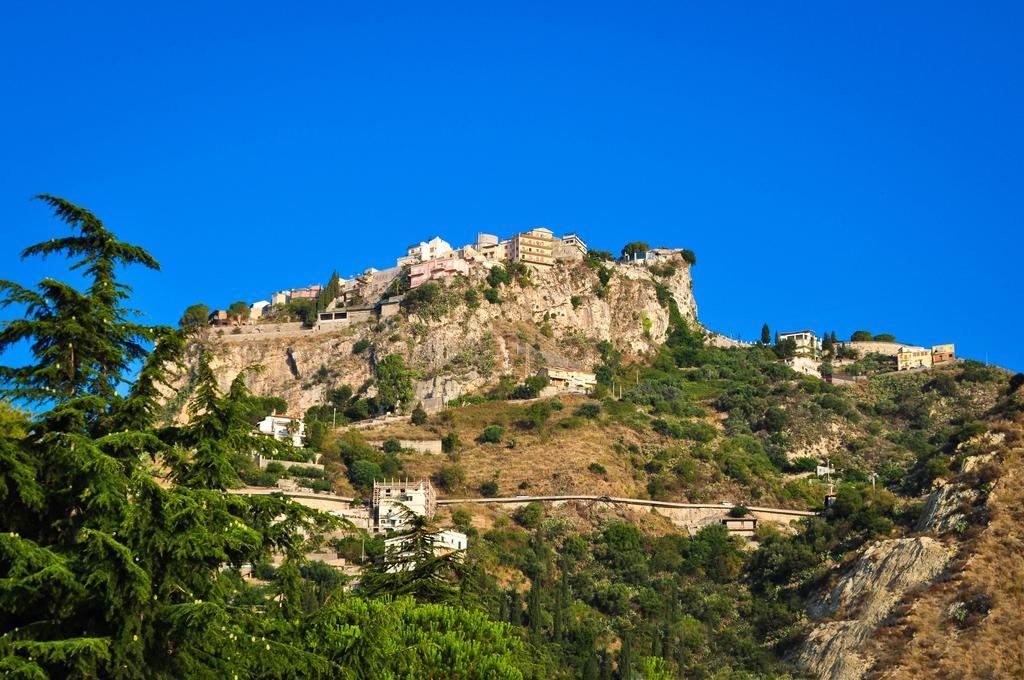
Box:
[166,255,697,420]
[796,536,954,680]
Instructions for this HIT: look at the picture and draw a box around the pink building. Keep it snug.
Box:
[408,258,471,289]
[289,285,323,300]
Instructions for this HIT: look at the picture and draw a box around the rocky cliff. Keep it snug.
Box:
[794,413,1023,680]
[165,255,697,420]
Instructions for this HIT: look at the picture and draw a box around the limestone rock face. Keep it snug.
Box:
[165,255,697,420]
[795,536,955,680]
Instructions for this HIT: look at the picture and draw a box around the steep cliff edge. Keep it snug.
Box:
[795,406,1024,680]
[164,255,697,421]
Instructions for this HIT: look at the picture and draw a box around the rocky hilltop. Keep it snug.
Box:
[165,253,697,420]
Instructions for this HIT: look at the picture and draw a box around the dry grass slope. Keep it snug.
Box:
[866,412,1024,679]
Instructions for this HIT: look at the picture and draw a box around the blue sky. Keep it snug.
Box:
[1,2,1022,370]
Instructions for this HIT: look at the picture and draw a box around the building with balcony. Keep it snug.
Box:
[507,228,555,267]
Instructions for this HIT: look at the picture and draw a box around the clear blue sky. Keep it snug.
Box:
[1,2,1022,370]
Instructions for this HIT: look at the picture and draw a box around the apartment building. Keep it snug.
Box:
[371,479,437,533]
[507,228,555,266]
[931,343,955,365]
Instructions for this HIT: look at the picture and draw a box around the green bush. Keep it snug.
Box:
[441,431,460,453]
[434,463,466,491]
[348,459,382,490]
[575,402,601,419]
[479,425,505,443]
[588,462,607,475]
[352,338,371,354]
[382,437,402,453]
[411,403,428,425]
[479,479,499,497]
[483,287,501,304]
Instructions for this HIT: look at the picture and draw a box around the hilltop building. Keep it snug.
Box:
[932,343,955,364]
[621,247,679,265]
[507,228,555,267]
[897,346,933,371]
[408,257,471,289]
[271,290,290,306]
[250,300,270,319]
[397,237,453,267]
[255,413,305,447]
[778,330,822,358]
[289,285,322,300]
[555,233,589,261]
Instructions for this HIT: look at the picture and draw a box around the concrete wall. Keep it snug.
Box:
[369,439,443,455]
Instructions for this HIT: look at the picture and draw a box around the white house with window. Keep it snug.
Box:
[255,413,305,447]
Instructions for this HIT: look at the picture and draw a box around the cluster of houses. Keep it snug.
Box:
[776,329,956,376]
[209,228,695,332]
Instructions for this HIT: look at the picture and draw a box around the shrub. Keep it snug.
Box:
[483,287,501,304]
[264,462,285,474]
[463,289,479,307]
[788,457,818,473]
[441,431,460,453]
[850,330,873,341]
[513,502,543,529]
[382,437,402,453]
[588,462,607,475]
[451,508,472,531]
[478,425,505,444]
[680,249,697,265]
[348,459,382,490]
[479,479,499,497]
[728,505,750,517]
[401,282,442,313]
[352,338,371,354]
[434,464,466,491]
[575,402,601,419]
[570,295,582,309]
[411,402,428,425]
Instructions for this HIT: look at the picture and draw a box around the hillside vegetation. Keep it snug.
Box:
[3,197,1021,680]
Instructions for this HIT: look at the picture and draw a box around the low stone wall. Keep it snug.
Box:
[254,455,324,473]
[369,439,443,455]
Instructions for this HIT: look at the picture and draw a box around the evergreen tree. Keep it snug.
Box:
[0,197,524,679]
[618,629,633,680]
[760,323,771,345]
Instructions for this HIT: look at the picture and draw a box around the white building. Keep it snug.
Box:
[255,413,305,447]
[778,330,822,358]
[555,233,589,261]
[371,479,437,533]
[397,236,453,267]
[271,290,290,306]
[250,300,271,319]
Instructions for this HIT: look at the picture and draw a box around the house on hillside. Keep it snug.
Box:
[255,413,305,447]
[382,529,468,571]
[931,343,955,365]
[371,479,437,533]
[271,290,290,306]
[468,233,506,263]
[897,346,933,371]
[507,228,555,267]
[408,257,471,289]
[621,247,679,265]
[778,330,822,358]
[539,366,597,394]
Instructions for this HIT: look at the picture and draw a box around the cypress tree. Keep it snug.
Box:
[760,323,771,345]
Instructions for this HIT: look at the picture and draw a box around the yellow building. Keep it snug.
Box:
[897,346,933,371]
[507,228,555,266]
[540,366,597,394]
